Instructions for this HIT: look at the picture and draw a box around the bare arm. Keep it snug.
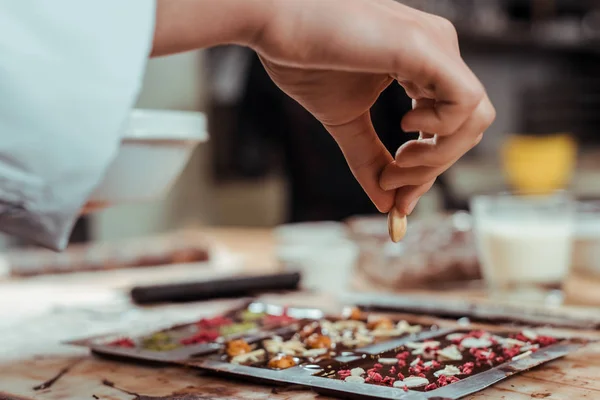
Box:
[151,0,270,57]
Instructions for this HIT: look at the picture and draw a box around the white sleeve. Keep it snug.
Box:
[0,1,155,250]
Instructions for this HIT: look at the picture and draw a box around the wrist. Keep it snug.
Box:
[152,0,274,57]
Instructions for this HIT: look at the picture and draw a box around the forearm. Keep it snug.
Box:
[152,0,271,57]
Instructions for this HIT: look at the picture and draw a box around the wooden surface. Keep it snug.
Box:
[1,227,600,400]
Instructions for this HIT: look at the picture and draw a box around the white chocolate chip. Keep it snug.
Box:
[345,376,365,384]
[378,358,399,365]
[520,344,540,352]
[394,376,429,388]
[438,345,463,361]
[446,333,467,342]
[410,357,422,367]
[231,349,266,364]
[350,367,365,377]
[512,350,533,361]
[303,348,328,358]
[371,329,404,338]
[423,361,435,368]
[522,330,539,341]
[397,320,422,334]
[497,337,527,348]
[433,365,461,378]
[461,337,493,349]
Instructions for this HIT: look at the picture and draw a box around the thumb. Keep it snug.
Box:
[324,112,395,213]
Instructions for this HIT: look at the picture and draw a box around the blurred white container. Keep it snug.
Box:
[573,201,600,277]
[90,109,208,202]
[274,221,358,295]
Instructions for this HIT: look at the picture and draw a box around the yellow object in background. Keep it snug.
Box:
[502,133,577,194]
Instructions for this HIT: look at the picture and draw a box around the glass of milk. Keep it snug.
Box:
[572,201,600,278]
[471,191,574,300]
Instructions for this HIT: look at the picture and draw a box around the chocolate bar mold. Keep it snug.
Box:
[188,329,586,400]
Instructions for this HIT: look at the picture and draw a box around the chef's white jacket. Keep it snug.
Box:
[0,1,156,250]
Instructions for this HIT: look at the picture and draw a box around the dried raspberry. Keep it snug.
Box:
[180,330,220,345]
[367,368,377,375]
[397,359,407,368]
[469,330,487,339]
[108,338,135,348]
[262,314,296,326]
[417,373,426,378]
[462,368,473,375]
[502,346,521,359]
[390,366,397,374]
[462,362,475,369]
[537,336,558,346]
[396,351,410,360]
[402,386,409,392]
[447,376,460,384]
[337,369,351,378]
[382,376,396,386]
[424,383,438,391]
[197,316,233,329]
[437,375,448,386]
[368,372,383,383]
[397,372,405,380]
[373,363,383,369]
[513,333,529,342]
[431,360,441,368]
[495,356,505,364]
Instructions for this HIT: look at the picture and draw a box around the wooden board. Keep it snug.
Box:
[2,228,600,400]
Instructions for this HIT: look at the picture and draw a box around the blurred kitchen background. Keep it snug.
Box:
[5,0,600,246]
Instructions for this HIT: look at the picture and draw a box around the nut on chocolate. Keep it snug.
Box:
[268,354,297,369]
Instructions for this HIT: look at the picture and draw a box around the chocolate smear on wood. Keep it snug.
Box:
[32,358,83,391]
[101,379,243,400]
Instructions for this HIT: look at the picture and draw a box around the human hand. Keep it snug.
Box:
[251,0,495,215]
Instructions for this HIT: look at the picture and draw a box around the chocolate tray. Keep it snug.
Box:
[187,328,586,400]
[70,303,589,399]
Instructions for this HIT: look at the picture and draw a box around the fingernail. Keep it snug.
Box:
[407,198,419,215]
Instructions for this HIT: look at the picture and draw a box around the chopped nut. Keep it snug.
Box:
[388,207,407,242]
[226,339,252,357]
[268,354,297,370]
[306,334,332,349]
[433,365,461,378]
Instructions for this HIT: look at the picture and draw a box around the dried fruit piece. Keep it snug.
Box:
[226,339,252,357]
[268,354,297,370]
[367,318,395,330]
[306,334,332,349]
